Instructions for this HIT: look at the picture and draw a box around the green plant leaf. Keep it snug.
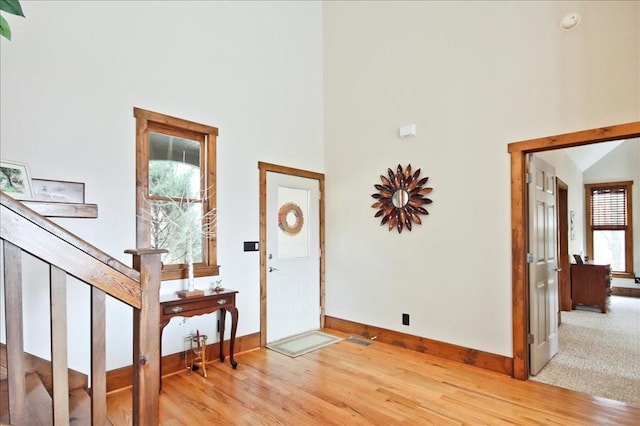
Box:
[0,14,11,40]
[0,0,25,17]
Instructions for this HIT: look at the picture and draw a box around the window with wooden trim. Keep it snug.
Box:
[585,181,634,277]
[134,107,219,280]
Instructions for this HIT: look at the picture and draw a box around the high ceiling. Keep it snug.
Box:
[563,140,625,172]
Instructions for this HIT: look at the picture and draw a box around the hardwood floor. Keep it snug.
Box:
[106,331,640,425]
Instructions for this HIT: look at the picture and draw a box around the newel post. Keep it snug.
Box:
[125,248,166,426]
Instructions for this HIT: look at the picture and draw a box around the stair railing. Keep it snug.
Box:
[1,192,164,425]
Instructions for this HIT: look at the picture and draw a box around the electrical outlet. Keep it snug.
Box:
[402,313,410,326]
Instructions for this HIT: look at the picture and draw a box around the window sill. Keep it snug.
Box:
[161,264,220,281]
[612,271,634,279]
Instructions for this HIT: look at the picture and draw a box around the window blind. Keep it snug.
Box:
[590,186,627,229]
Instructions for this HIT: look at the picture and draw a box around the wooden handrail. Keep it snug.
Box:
[1,193,141,308]
[1,192,164,425]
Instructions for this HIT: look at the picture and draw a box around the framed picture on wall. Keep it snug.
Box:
[570,210,575,240]
[0,159,34,200]
[32,178,85,203]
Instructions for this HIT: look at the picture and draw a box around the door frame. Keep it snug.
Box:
[258,162,325,347]
[556,178,571,315]
[508,121,640,380]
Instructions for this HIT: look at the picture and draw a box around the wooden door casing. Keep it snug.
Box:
[557,180,571,314]
[258,162,326,347]
[508,121,640,380]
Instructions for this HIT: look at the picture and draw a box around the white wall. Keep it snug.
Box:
[0,1,324,370]
[584,140,640,280]
[323,1,639,356]
[1,1,638,373]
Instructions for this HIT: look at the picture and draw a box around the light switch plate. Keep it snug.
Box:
[243,241,259,252]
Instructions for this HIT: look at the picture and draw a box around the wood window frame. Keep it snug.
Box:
[585,181,634,278]
[134,107,219,280]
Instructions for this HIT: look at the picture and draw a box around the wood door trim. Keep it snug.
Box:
[508,121,640,380]
[556,179,571,314]
[258,162,326,347]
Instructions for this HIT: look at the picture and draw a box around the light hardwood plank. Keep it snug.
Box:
[107,331,640,425]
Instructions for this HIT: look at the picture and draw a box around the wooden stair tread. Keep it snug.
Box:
[0,374,109,426]
[0,372,53,425]
[69,388,114,426]
[69,388,91,425]
[0,374,7,424]
[25,373,53,425]
[0,343,89,397]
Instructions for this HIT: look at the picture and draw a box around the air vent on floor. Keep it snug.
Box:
[346,336,372,346]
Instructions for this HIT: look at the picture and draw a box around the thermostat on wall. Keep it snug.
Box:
[400,124,416,138]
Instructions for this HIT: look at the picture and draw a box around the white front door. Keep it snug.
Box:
[265,171,320,343]
[529,154,559,375]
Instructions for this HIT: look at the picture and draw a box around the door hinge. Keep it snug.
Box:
[528,333,534,344]
[526,253,534,263]
[526,172,532,184]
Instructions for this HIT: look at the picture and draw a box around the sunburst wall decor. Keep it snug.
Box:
[371,164,433,233]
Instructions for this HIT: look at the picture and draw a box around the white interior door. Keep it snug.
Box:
[266,172,320,343]
[529,154,559,375]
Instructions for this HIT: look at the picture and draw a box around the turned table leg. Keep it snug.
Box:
[218,308,238,369]
[228,307,238,369]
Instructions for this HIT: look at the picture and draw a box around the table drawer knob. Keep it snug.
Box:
[217,299,227,305]
[171,306,184,313]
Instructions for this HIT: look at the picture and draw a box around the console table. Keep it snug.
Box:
[159,289,239,379]
[570,262,611,313]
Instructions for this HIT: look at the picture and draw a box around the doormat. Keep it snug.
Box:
[266,331,343,358]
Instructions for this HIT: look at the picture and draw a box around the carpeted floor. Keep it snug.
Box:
[530,295,640,407]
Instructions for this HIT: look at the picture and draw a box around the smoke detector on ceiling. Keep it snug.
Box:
[560,13,580,30]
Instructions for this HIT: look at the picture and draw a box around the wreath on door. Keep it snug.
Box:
[278,202,304,236]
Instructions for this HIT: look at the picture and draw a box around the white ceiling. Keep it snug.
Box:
[563,140,625,171]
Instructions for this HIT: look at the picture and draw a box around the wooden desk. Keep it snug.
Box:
[159,289,239,373]
[570,263,611,313]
